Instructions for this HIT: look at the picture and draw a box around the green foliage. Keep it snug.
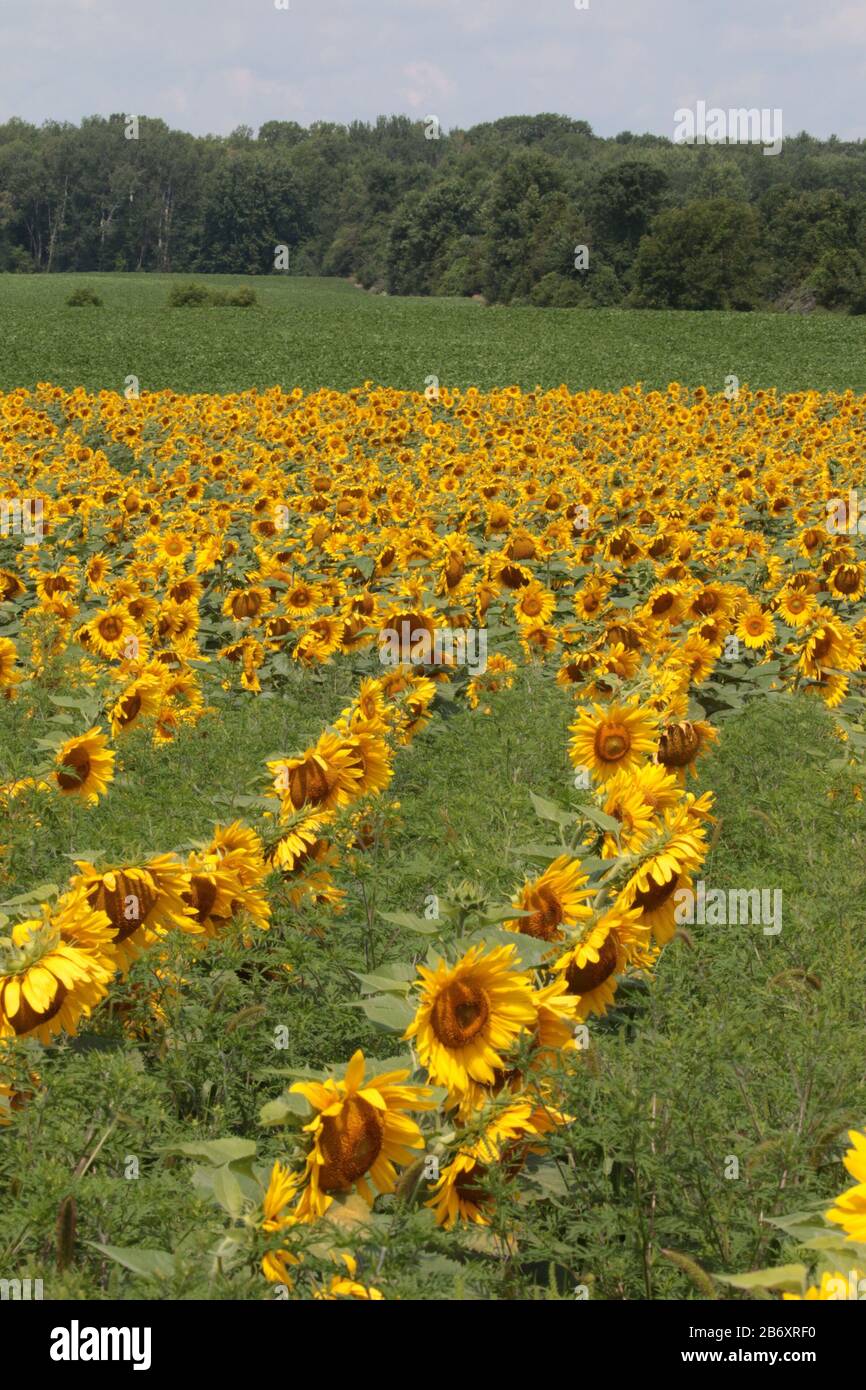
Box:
[3,111,866,309]
[65,285,102,307]
[5,274,866,395]
[167,281,257,308]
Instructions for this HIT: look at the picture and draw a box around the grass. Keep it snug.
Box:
[2,272,866,394]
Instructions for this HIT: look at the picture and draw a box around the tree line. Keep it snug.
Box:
[2,111,866,311]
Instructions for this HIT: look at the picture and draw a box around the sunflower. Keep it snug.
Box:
[108,674,163,738]
[0,891,116,1042]
[405,944,537,1104]
[776,587,816,628]
[53,727,116,805]
[87,606,135,660]
[268,731,364,814]
[620,807,708,944]
[70,854,199,968]
[655,718,718,781]
[290,1049,435,1220]
[513,580,556,627]
[826,1130,866,1243]
[0,637,21,691]
[507,855,592,942]
[340,729,394,797]
[182,851,269,937]
[553,903,652,1019]
[736,605,776,650]
[569,699,659,785]
[427,1100,566,1229]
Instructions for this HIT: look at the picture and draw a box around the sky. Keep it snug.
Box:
[0,0,863,141]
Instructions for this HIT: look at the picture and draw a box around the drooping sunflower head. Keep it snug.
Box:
[508,855,592,942]
[0,894,115,1043]
[53,727,116,806]
[290,1049,434,1220]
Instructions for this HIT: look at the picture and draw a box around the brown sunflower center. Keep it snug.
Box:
[187,874,219,923]
[594,722,631,763]
[87,874,160,942]
[565,934,618,995]
[98,615,124,641]
[318,1095,385,1191]
[522,885,564,941]
[634,873,680,913]
[7,980,67,1035]
[431,979,490,1048]
[289,759,331,808]
[657,721,700,768]
[834,566,860,594]
[56,746,91,791]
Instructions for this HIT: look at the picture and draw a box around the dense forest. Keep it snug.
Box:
[2,112,866,310]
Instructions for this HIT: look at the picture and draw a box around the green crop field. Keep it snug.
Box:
[2,272,866,394]
[1,277,865,1304]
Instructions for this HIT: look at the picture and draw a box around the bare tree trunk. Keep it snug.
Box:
[46,176,68,273]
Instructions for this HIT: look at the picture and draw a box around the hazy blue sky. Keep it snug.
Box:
[1,0,862,140]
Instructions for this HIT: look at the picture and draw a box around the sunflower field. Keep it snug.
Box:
[1,378,865,1301]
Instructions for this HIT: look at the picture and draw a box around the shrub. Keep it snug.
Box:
[168,282,212,307]
[226,285,256,307]
[168,282,257,308]
[66,286,102,307]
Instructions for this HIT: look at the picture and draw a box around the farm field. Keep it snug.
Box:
[0,286,865,1304]
[1,272,866,394]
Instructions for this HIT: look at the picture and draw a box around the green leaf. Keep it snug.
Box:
[356,993,415,1033]
[260,1091,313,1126]
[574,803,621,834]
[529,791,574,826]
[161,1138,257,1166]
[717,1264,807,1293]
[88,1244,175,1280]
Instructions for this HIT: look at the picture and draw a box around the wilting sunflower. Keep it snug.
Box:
[427,1100,567,1229]
[405,943,537,1104]
[826,1130,866,1243]
[620,806,708,944]
[70,854,198,969]
[553,903,652,1019]
[507,855,592,942]
[290,1049,434,1220]
[569,699,659,784]
[53,727,116,805]
[108,674,163,738]
[0,892,116,1042]
[268,731,363,815]
[655,718,718,781]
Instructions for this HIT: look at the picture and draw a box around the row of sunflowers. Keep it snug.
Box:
[0,380,864,1298]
